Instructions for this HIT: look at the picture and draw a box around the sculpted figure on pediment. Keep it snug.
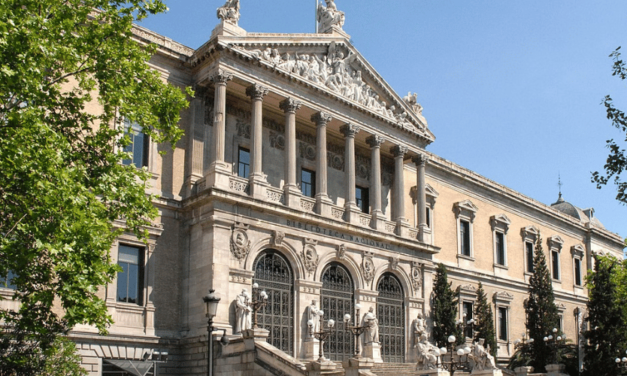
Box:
[217,0,240,25]
[317,0,345,33]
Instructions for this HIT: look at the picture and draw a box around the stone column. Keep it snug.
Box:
[206,70,232,189]
[280,98,303,208]
[366,135,386,231]
[391,145,411,237]
[312,112,333,216]
[340,123,361,224]
[412,153,430,242]
[246,84,270,199]
[183,86,206,196]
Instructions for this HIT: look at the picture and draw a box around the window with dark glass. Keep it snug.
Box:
[557,315,563,332]
[526,242,534,273]
[2,270,16,290]
[574,258,582,286]
[463,301,474,338]
[123,120,149,167]
[460,220,471,256]
[117,245,143,305]
[356,186,369,214]
[552,250,560,280]
[238,147,250,178]
[495,232,505,265]
[426,207,431,228]
[498,307,508,341]
[301,168,315,198]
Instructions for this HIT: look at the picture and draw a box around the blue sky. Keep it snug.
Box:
[138,1,627,239]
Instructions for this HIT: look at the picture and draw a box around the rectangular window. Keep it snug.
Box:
[356,186,369,214]
[498,307,508,341]
[460,220,471,256]
[301,168,315,198]
[238,147,250,179]
[495,232,505,265]
[123,120,149,167]
[557,315,563,332]
[552,250,560,280]
[526,242,534,273]
[426,207,431,229]
[2,270,16,290]
[463,301,474,338]
[574,258,582,286]
[117,245,143,305]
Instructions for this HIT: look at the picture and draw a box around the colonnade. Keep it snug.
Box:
[205,70,430,242]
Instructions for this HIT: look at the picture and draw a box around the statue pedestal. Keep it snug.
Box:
[303,338,320,361]
[344,357,374,376]
[308,358,340,376]
[545,364,568,376]
[471,369,503,376]
[514,366,534,376]
[242,328,269,351]
[362,342,383,363]
[415,369,450,376]
[211,20,246,38]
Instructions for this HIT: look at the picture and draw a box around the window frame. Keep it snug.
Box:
[571,244,585,289]
[490,214,511,269]
[117,244,145,306]
[498,306,508,341]
[1,270,16,290]
[356,186,370,214]
[454,200,478,260]
[300,168,316,198]
[521,226,539,277]
[238,147,251,179]
[122,119,149,168]
[493,291,514,346]
[547,235,564,283]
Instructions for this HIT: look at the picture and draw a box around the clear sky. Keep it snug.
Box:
[138,1,627,239]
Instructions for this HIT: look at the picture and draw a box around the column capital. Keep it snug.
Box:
[210,70,233,85]
[366,135,385,148]
[340,123,360,138]
[246,84,269,100]
[279,97,303,113]
[391,145,408,158]
[311,111,332,126]
[412,153,430,166]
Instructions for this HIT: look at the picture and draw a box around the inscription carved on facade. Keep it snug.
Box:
[230,222,251,262]
[362,251,375,284]
[301,238,319,275]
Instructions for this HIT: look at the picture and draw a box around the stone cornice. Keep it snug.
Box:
[131,24,194,58]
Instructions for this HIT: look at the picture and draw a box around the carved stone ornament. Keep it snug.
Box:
[390,256,399,270]
[269,131,285,150]
[317,0,345,33]
[411,262,422,290]
[236,119,250,139]
[403,92,424,115]
[459,284,477,294]
[230,222,251,262]
[216,0,240,25]
[362,252,375,284]
[301,239,319,275]
[337,244,346,260]
[272,230,285,247]
[210,70,233,85]
[279,97,303,113]
[493,291,514,304]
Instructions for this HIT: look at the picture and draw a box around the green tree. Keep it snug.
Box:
[592,46,627,204]
[474,282,496,357]
[583,255,627,376]
[432,263,463,348]
[0,0,191,373]
[524,234,560,372]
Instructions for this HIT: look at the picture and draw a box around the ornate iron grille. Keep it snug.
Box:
[377,273,405,363]
[321,263,354,361]
[253,250,294,355]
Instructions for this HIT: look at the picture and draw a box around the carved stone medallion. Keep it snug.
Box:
[302,239,319,275]
[362,252,375,284]
[337,244,346,260]
[390,256,399,270]
[411,262,422,291]
[230,222,251,262]
[272,230,285,247]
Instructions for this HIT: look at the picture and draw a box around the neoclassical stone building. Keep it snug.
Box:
[2,2,622,375]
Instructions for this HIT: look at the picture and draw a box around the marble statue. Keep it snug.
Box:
[217,0,240,25]
[362,307,379,344]
[317,0,345,33]
[403,92,424,115]
[470,338,497,371]
[416,334,440,370]
[234,288,252,333]
[307,300,322,336]
[412,312,427,348]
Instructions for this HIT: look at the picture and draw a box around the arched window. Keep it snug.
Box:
[377,273,405,363]
[321,263,354,361]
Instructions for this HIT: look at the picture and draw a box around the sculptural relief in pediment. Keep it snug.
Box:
[232,42,427,133]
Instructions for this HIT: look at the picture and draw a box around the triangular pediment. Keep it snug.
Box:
[215,37,434,142]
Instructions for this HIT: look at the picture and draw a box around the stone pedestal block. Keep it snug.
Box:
[545,364,568,376]
[471,369,503,376]
[396,219,412,237]
[205,164,231,190]
[513,366,534,376]
[416,369,450,376]
[371,210,387,231]
[362,342,383,363]
[344,357,374,376]
[308,358,340,376]
[303,338,320,361]
[316,194,334,217]
[284,185,302,209]
[249,175,268,200]
[242,328,270,351]
[344,205,362,225]
[211,21,246,38]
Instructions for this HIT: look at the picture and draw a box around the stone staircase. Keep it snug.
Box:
[371,363,422,376]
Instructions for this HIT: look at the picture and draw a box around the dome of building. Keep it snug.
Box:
[551,193,605,229]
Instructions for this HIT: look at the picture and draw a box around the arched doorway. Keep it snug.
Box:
[321,263,355,361]
[253,250,294,355]
[377,273,405,363]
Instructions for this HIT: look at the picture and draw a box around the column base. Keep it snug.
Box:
[205,162,231,190]
[344,203,362,224]
[249,174,268,200]
[395,218,411,237]
[315,194,334,217]
[284,185,302,209]
[362,342,383,363]
[344,357,374,376]
[303,338,320,361]
[371,210,387,231]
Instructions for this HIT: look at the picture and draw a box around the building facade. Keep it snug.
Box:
[1,3,623,375]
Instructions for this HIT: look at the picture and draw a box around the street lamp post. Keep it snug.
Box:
[251,283,268,329]
[543,327,565,365]
[343,304,367,358]
[440,335,472,376]
[203,289,222,376]
[308,313,336,361]
[615,350,627,374]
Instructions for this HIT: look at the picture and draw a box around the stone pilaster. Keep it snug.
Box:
[206,70,233,189]
[340,123,361,224]
[412,153,430,242]
[366,135,386,231]
[312,112,333,217]
[246,84,270,199]
[280,98,303,208]
[183,87,206,197]
[392,145,410,237]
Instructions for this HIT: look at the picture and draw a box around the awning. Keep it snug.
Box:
[103,359,154,376]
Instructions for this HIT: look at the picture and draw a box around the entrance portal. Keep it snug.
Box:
[377,273,405,363]
[321,263,354,361]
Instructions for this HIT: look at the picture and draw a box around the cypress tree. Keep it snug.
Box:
[524,234,560,372]
[583,256,626,376]
[474,282,497,357]
[432,263,463,348]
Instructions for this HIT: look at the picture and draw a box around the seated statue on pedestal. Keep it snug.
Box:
[469,338,497,371]
[416,334,440,370]
[412,312,426,348]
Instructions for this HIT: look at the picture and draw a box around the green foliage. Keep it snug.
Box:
[592,46,627,204]
[473,282,496,357]
[0,0,191,372]
[524,234,560,372]
[432,263,463,348]
[583,255,627,376]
